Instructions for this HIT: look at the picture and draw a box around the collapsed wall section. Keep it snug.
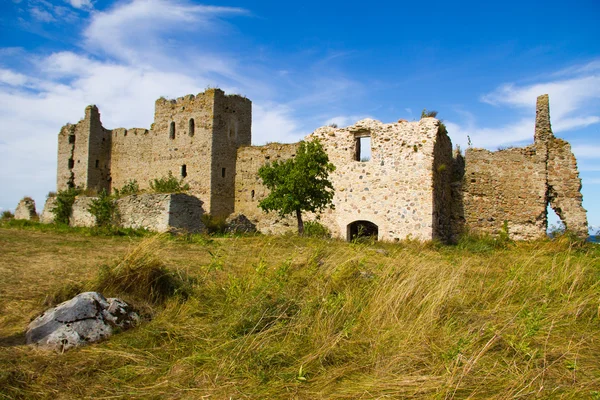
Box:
[547,139,588,235]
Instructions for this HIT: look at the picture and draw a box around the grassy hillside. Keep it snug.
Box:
[0,222,599,399]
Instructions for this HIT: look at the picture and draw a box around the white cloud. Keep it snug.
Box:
[0,69,28,86]
[66,0,93,9]
[252,103,305,145]
[571,146,600,159]
[29,6,55,22]
[84,0,247,66]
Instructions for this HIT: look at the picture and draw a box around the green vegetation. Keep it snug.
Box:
[149,171,190,193]
[0,226,598,398]
[200,214,228,235]
[113,179,140,197]
[51,187,81,225]
[303,220,331,238]
[1,210,13,220]
[88,189,118,227]
[258,140,335,234]
[421,108,448,136]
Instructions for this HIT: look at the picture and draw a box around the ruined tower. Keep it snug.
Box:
[56,88,251,217]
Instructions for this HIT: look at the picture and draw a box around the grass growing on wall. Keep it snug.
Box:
[0,227,599,399]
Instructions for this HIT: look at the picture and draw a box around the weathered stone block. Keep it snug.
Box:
[14,197,36,220]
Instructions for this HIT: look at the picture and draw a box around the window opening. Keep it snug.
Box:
[95,160,99,168]
[181,164,187,178]
[251,190,255,200]
[221,168,226,178]
[347,220,378,242]
[68,158,74,169]
[354,136,371,161]
[68,135,75,144]
[189,119,195,137]
[169,121,175,139]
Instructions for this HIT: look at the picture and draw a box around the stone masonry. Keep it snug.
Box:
[460,95,587,239]
[15,197,37,220]
[45,90,587,241]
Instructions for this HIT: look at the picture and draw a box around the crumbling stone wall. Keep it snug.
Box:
[309,118,451,241]
[39,197,56,224]
[234,119,452,241]
[462,146,547,240]
[462,94,587,239]
[547,138,588,235]
[14,197,37,220]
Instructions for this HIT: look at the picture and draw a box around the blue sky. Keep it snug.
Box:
[1,0,599,231]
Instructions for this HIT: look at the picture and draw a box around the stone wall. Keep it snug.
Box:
[56,89,250,218]
[462,146,547,240]
[39,197,56,224]
[234,143,301,234]
[70,196,97,228]
[116,193,205,233]
[309,118,449,241]
[547,138,588,235]
[14,197,37,220]
[461,94,588,240]
[234,118,450,241]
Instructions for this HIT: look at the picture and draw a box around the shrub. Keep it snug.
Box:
[52,188,81,225]
[201,214,227,234]
[304,220,331,238]
[88,189,118,227]
[1,210,14,220]
[114,180,140,197]
[149,172,190,193]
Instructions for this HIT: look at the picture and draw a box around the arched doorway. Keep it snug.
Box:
[347,220,379,242]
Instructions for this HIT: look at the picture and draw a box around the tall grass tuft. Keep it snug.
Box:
[93,235,194,305]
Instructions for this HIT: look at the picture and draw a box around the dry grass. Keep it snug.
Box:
[0,225,599,399]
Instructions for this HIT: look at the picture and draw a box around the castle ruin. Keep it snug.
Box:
[46,89,587,241]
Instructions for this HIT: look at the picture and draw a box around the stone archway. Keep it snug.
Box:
[347,220,379,242]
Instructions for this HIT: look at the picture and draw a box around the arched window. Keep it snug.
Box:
[189,119,195,137]
[169,121,175,140]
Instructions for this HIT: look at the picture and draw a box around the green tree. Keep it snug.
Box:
[258,140,336,235]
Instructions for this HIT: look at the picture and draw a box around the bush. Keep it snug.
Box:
[52,188,81,225]
[88,189,118,227]
[304,220,331,238]
[201,214,227,234]
[1,210,14,220]
[114,180,140,197]
[149,172,190,193]
[93,236,194,304]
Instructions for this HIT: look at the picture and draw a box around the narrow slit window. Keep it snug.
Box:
[68,158,74,169]
[251,190,255,200]
[181,164,187,178]
[95,160,99,168]
[169,121,176,139]
[354,136,371,161]
[189,119,195,137]
[221,168,226,178]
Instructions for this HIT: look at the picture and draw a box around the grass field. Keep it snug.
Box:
[0,221,599,399]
